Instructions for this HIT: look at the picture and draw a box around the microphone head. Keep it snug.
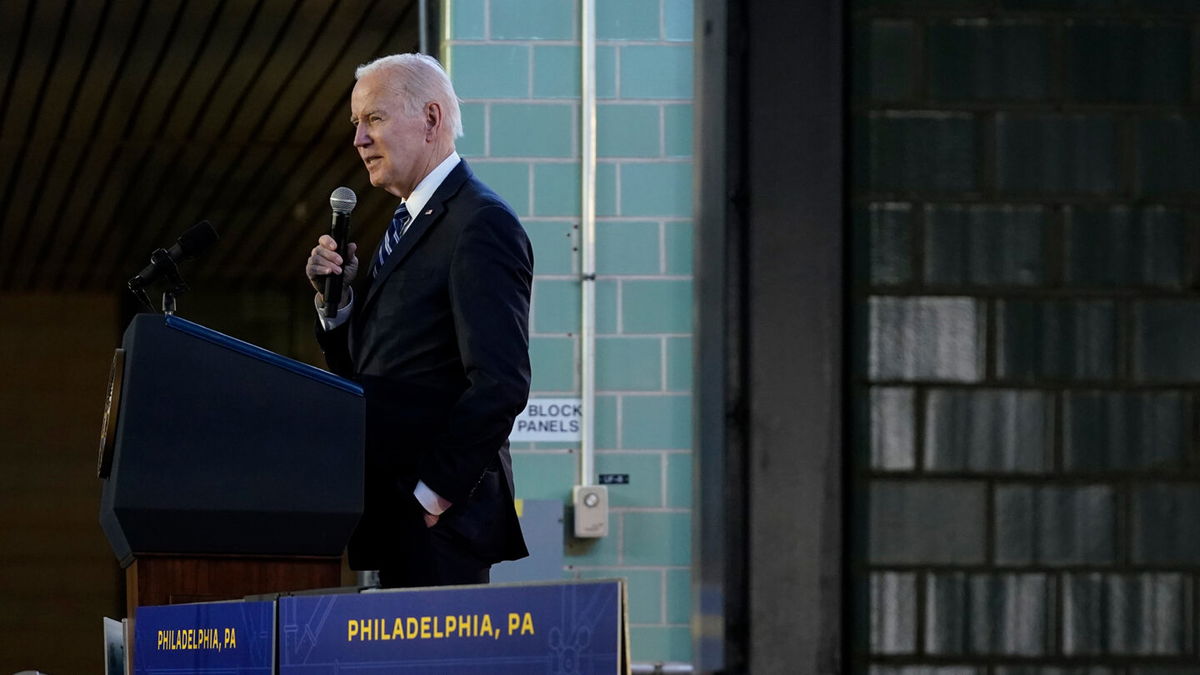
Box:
[176,220,219,259]
[330,187,357,214]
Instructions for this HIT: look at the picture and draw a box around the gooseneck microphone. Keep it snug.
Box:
[127,220,220,290]
[324,187,357,317]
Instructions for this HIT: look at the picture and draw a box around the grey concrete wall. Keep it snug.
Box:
[852,0,1200,672]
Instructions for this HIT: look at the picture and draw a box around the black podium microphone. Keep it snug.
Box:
[323,187,357,317]
[128,220,219,290]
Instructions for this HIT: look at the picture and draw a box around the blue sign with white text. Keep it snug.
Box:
[135,600,274,674]
[279,580,622,674]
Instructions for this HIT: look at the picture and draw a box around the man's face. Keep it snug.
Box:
[350,70,430,198]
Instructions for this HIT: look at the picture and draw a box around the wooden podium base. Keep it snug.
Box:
[127,554,342,613]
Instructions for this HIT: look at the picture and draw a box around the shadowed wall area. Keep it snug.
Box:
[853,0,1200,673]
[0,295,118,674]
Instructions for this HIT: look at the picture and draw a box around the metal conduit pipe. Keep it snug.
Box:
[579,0,597,488]
[418,0,428,55]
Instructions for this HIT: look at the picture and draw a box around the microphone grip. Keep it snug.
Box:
[323,212,351,318]
[129,248,171,290]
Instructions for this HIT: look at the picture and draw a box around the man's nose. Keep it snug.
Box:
[353,123,370,147]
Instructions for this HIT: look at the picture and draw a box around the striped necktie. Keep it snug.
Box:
[371,203,411,278]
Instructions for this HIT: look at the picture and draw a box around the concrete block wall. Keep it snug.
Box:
[444,0,694,663]
[854,0,1200,672]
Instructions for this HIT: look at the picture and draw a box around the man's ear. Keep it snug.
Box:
[424,102,443,141]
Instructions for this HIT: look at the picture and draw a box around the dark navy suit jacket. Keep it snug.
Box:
[318,159,532,569]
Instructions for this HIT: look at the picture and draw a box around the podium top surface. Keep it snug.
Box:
[163,314,362,396]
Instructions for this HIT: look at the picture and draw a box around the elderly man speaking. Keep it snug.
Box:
[305,53,532,588]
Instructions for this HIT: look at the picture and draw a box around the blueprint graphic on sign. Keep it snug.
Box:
[279,580,622,674]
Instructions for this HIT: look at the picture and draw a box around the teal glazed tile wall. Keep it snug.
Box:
[446,0,694,664]
[854,0,1200,672]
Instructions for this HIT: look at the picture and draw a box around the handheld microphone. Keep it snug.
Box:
[128,221,219,290]
[324,187,357,317]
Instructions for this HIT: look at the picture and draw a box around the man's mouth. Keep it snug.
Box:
[363,155,382,166]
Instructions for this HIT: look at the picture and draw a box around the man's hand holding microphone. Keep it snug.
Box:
[307,187,359,313]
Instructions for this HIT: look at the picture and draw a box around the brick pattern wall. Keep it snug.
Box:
[445,0,694,663]
[853,0,1200,672]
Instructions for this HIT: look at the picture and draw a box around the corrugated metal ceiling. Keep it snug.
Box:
[0,0,421,292]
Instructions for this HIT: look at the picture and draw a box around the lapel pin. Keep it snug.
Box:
[424,209,433,215]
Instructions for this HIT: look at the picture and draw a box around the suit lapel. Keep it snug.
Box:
[362,159,474,314]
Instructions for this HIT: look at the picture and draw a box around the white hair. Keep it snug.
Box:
[356,53,463,139]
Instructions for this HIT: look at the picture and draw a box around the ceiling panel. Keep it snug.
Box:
[0,0,422,293]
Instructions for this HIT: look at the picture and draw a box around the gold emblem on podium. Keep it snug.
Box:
[98,348,125,479]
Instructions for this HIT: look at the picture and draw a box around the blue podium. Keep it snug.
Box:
[98,314,365,611]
